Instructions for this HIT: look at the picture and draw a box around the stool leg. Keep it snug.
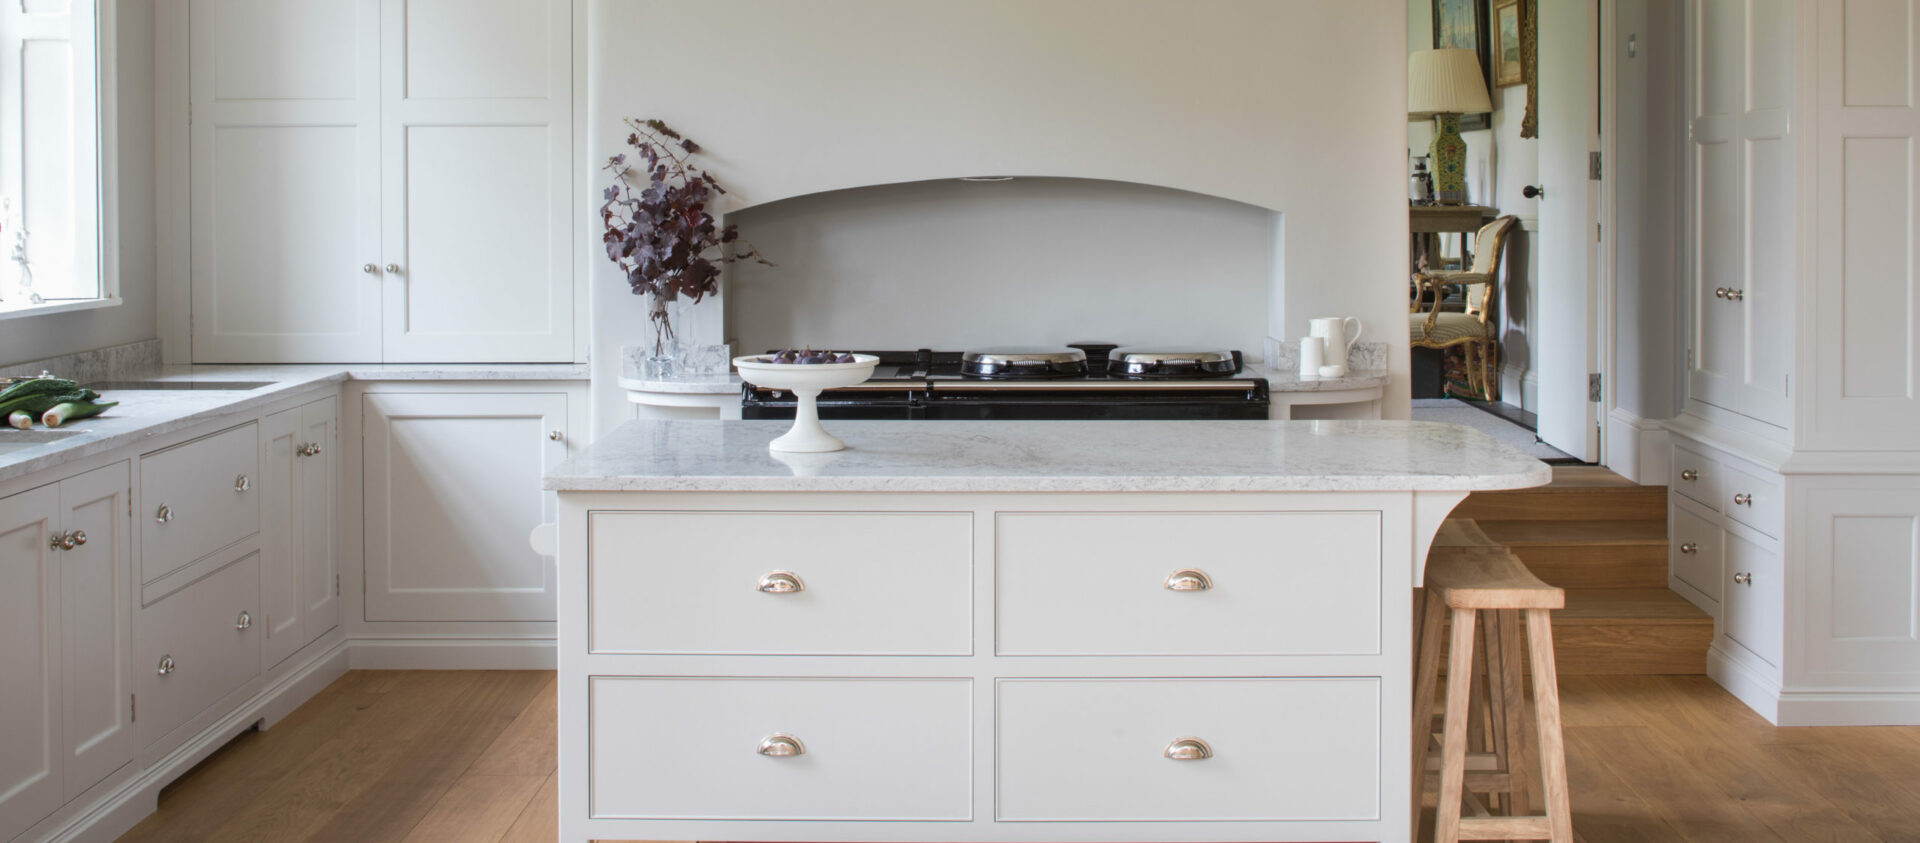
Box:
[1496,609,1534,817]
[1479,611,1510,814]
[1434,607,1479,843]
[1525,609,1575,843]
[1411,588,1447,836]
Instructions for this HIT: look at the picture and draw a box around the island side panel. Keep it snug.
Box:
[557,490,1419,843]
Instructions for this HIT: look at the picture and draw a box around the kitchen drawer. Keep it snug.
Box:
[996,678,1379,821]
[140,423,260,584]
[588,511,972,655]
[1720,462,1783,539]
[995,511,1380,655]
[1724,531,1783,668]
[589,677,972,820]
[1671,446,1720,510]
[1671,504,1722,604]
[136,553,262,744]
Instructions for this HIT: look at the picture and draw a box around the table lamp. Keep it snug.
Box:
[1408,48,1493,205]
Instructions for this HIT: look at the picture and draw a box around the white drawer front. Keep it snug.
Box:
[136,553,262,744]
[589,677,972,821]
[1721,463,1783,539]
[588,511,972,655]
[1671,504,1722,603]
[140,424,261,584]
[1671,446,1720,510]
[1725,532,1783,668]
[996,512,1380,655]
[997,678,1380,821]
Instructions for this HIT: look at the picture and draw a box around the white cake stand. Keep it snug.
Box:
[732,354,880,453]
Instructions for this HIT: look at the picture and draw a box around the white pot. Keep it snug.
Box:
[732,354,880,452]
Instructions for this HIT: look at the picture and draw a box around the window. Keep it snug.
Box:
[0,0,106,317]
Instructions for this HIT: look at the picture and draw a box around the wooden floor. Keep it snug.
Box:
[118,670,1920,843]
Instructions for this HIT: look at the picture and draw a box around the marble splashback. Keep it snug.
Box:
[0,338,161,383]
[1266,338,1388,373]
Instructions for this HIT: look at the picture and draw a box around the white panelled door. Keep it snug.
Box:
[56,464,134,801]
[0,485,61,838]
[363,392,568,621]
[263,397,338,669]
[1534,0,1602,461]
[190,0,383,362]
[379,0,574,362]
[1688,0,1795,428]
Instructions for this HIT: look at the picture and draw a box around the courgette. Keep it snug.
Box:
[41,400,116,428]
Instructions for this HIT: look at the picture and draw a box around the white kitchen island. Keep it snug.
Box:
[546,419,1549,843]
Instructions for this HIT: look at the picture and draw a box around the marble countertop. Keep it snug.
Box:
[0,362,587,485]
[546,419,1551,493]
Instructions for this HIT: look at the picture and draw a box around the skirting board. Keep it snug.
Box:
[21,639,349,843]
[1605,407,1670,485]
[1709,645,1920,726]
[349,636,557,669]
[1706,645,1781,724]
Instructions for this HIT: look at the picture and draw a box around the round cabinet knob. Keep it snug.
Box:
[1727,289,1746,301]
[1733,493,1752,506]
[756,733,806,757]
[50,531,71,551]
[1163,568,1215,591]
[1734,572,1753,586]
[385,263,402,275]
[1680,469,1699,481]
[1164,737,1214,761]
[756,571,806,594]
[69,529,85,547]
[1679,543,1698,554]
[155,504,173,524]
[549,430,564,442]
[1714,287,1728,299]
[363,263,379,274]
[235,475,251,493]
[235,610,252,630]
[156,655,176,676]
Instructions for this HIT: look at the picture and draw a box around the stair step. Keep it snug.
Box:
[1454,466,1667,522]
[1476,519,1667,547]
[1471,518,1669,589]
[1552,588,1711,675]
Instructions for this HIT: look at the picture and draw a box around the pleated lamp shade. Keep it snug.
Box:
[1408,48,1492,119]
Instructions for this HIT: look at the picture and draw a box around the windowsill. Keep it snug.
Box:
[0,296,122,322]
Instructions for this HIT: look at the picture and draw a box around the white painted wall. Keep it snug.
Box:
[724,178,1274,357]
[587,0,1410,434]
[0,0,156,369]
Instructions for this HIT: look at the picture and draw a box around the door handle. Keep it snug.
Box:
[1522,184,1544,199]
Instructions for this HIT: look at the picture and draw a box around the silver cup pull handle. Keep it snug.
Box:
[1163,568,1214,591]
[156,655,176,676]
[1164,737,1213,760]
[756,733,806,757]
[757,571,806,594]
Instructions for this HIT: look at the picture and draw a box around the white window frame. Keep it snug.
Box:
[0,0,118,322]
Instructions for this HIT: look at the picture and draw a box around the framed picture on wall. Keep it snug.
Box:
[1492,0,1525,87]
[1431,0,1493,130]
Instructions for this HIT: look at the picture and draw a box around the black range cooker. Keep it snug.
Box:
[741,343,1271,421]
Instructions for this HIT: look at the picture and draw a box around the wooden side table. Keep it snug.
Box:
[1411,204,1497,272]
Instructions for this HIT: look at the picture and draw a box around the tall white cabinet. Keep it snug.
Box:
[1676,0,1920,726]
[188,0,574,363]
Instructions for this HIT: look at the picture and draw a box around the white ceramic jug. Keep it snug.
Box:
[1309,317,1364,369]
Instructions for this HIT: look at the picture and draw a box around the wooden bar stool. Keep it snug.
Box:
[1413,544,1574,843]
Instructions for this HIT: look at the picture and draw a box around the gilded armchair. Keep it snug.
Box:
[1409,215,1517,402]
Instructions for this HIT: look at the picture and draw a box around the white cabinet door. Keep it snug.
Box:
[0,485,61,839]
[299,398,340,640]
[260,407,305,667]
[57,464,135,800]
[378,0,574,362]
[1687,0,1794,427]
[263,397,339,668]
[363,392,567,621]
[1724,530,1783,668]
[189,0,383,362]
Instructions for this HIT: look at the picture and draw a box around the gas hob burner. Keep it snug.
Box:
[959,346,1089,379]
[1105,346,1241,379]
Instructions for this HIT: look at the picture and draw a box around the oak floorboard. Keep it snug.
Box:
[497,771,558,843]
[400,773,545,843]
[470,672,560,777]
[305,670,550,841]
[1566,724,1786,842]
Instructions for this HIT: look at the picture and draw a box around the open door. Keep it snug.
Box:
[1534,0,1603,461]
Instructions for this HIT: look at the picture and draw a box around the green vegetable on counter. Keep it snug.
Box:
[7,411,30,430]
[42,401,117,428]
[0,378,81,416]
